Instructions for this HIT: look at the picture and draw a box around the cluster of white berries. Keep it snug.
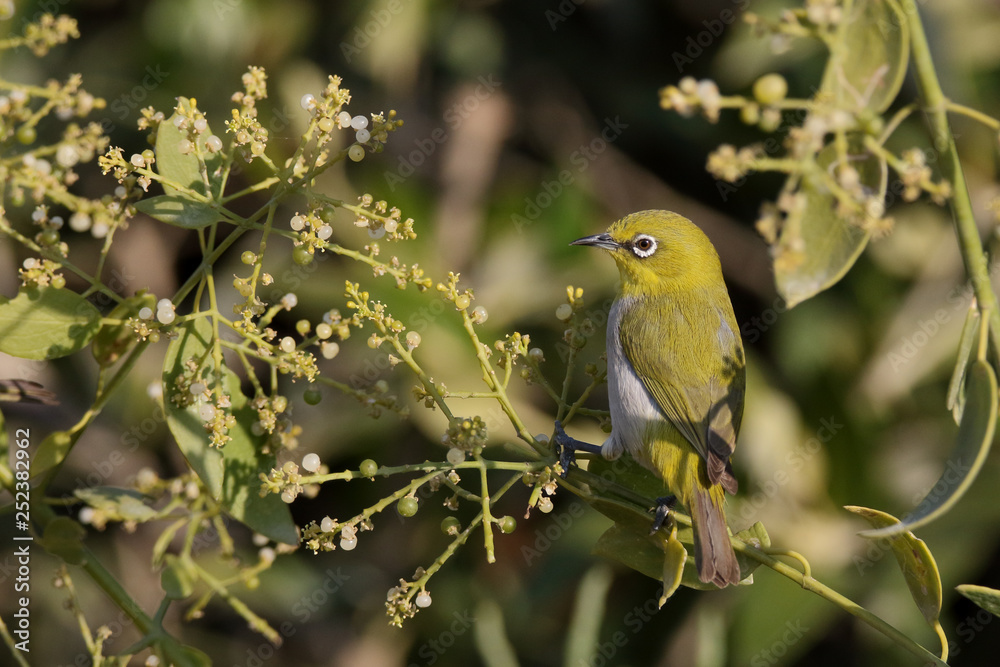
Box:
[137,298,176,325]
[659,77,723,122]
[172,112,225,157]
[706,144,761,183]
[300,92,371,163]
[289,212,334,241]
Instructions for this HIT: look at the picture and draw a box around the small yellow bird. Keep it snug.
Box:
[560,210,744,587]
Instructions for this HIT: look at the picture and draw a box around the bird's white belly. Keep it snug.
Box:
[602,297,664,461]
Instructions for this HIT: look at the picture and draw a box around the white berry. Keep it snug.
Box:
[302,453,321,472]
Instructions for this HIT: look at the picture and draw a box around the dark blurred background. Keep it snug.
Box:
[3,0,1000,665]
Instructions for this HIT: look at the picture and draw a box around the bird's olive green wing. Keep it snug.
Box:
[618,294,744,484]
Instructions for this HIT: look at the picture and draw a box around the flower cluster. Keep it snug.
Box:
[349,193,417,241]
[227,67,269,160]
[444,416,488,452]
[14,13,80,56]
[658,77,724,122]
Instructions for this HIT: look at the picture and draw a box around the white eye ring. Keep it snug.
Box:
[630,234,657,258]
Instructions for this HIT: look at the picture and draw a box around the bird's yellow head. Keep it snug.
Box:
[572,210,725,297]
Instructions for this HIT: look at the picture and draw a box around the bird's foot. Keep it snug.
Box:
[649,495,677,535]
[553,420,603,478]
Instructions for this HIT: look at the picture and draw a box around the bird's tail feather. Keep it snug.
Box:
[691,488,741,587]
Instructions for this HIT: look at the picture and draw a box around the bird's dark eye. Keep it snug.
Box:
[631,235,657,258]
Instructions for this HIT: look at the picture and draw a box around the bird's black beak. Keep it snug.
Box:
[570,233,618,250]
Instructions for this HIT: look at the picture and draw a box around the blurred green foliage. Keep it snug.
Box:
[3,0,1000,666]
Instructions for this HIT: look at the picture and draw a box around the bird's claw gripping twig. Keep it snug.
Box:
[553,420,576,476]
[553,420,603,478]
[649,495,677,535]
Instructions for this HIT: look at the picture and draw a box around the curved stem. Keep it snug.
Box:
[735,545,947,667]
[903,0,1000,358]
[558,468,946,666]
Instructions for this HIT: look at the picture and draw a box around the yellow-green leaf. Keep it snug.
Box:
[819,0,909,113]
[658,524,688,606]
[956,584,1000,618]
[946,305,981,423]
[138,97,223,229]
[589,495,765,590]
[847,505,942,625]
[0,286,101,360]
[776,134,887,307]
[74,487,158,524]
[163,317,297,544]
[732,521,771,579]
[30,430,77,479]
[860,359,997,538]
[134,194,219,229]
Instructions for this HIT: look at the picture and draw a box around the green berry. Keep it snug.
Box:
[303,388,322,405]
[38,228,59,246]
[359,458,378,477]
[51,274,66,289]
[498,516,517,534]
[295,319,311,335]
[292,245,314,266]
[753,74,788,106]
[441,516,461,535]
[16,126,36,145]
[241,250,256,265]
[397,496,418,517]
[320,206,337,224]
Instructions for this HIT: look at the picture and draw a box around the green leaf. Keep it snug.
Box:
[860,359,997,537]
[0,286,101,360]
[140,97,223,229]
[947,305,981,423]
[40,516,87,565]
[92,292,156,366]
[134,194,220,229]
[657,524,688,606]
[819,0,909,113]
[163,318,297,544]
[159,640,213,667]
[589,493,766,590]
[592,519,713,592]
[847,505,942,625]
[772,0,906,308]
[732,521,771,578]
[956,584,1000,618]
[776,134,887,308]
[74,486,158,524]
[161,554,194,600]
[30,430,77,479]
[587,453,671,500]
[585,454,768,588]
[163,319,224,498]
